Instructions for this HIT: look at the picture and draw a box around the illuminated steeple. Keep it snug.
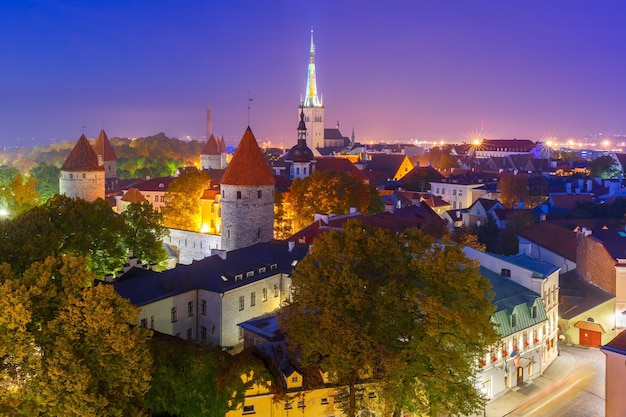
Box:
[303,29,322,108]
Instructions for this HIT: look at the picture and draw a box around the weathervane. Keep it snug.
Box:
[247,91,253,126]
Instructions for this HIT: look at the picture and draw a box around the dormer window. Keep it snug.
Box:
[511,313,517,327]
[235,274,243,281]
[246,271,254,278]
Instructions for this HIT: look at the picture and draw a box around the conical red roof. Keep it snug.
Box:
[219,136,227,153]
[61,134,104,171]
[201,134,220,155]
[92,129,117,161]
[221,127,275,186]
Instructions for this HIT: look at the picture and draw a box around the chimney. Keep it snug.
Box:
[288,241,295,252]
[206,107,213,139]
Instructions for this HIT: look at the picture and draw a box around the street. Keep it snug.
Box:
[505,345,605,417]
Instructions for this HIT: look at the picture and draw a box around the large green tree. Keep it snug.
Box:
[121,201,169,269]
[29,162,60,202]
[162,170,211,231]
[280,220,498,417]
[498,173,528,208]
[0,256,153,416]
[286,170,384,232]
[588,155,621,179]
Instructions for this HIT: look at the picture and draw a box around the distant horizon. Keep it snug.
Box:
[3,2,626,149]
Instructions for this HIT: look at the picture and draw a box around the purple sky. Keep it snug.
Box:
[2,1,626,149]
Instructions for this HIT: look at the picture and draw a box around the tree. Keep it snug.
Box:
[121,201,169,269]
[162,170,211,231]
[588,155,621,179]
[0,172,40,218]
[0,256,153,416]
[499,210,536,256]
[498,173,528,208]
[473,213,501,253]
[280,220,498,417]
[29,162,60,202]
[286,170,384,232]
[145,337,269,417]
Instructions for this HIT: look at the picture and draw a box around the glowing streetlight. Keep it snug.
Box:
[0,208,8,217]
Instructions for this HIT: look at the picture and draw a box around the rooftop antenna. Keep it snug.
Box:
[247,91,253,126]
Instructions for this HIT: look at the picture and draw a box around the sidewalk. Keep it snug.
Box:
[483,350,576,416]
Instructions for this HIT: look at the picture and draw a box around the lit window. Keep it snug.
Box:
[171,307,177,322]
[239,296,244,311]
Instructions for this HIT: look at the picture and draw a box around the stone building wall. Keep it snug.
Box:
[577,231,616,294]
[59,170,105,202]
[220,184,274,252]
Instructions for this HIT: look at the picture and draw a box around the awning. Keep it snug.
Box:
[574,321,606,333]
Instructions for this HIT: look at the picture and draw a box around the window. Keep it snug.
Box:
[511,313,517,327]
[501,268,511,277]
[242,405,255,414]
[69,173,73,179]
[188,301,194,316]
[251,292,256,307]
[532,305,537,319]
[297,401,305,408]
[201,299,207,315]
[452,189,457,195]
[291,376,298,382]
[171,307,177,322]
[237,191,242,199]
[235,274,243,281]
[186,328,192,340]
[262,288,268,302]
[246,271,254,278]
[201,326,207,341]
[239,296,245,311]
[284,402,293,410]
[274,284,279,297]
[238,327,244,339]
[150,315,154,329]
[321,398,329,405]
[141,318,147,328]
[458,189,463,197]
[257,190,262,198]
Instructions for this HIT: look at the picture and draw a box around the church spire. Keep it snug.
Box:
[303,28,322,108]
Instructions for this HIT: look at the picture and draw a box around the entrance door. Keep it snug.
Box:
[579,329,601,347]
[517,366,524,386]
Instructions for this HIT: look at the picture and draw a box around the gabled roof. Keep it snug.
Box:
[127,176,175,192]
[221,127,275,186]
[201,134,220,155]
[482,252,560,278]
[481,139,536,152]
[92,129,117,161]
[559,270,614,320]
[219,136,227,153]
[468,198,501,212]
[518,221,577,261]
[481,266,547,337]
[549,193,594,211]
[121,187,145,202]
[111,240,309,306]
[314,157,368,182]
[602,328,626,354]
[61,134,104,172]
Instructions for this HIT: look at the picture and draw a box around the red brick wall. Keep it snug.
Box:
[577,233,616,294]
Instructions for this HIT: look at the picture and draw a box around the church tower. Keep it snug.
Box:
[200,134,223,170]
[59,134,105,202]
[220,127,275,252]
[299,29,324,152]
[92,129,117,179]
[285,109,315,179]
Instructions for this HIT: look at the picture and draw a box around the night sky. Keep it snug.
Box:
[2,1,626,149]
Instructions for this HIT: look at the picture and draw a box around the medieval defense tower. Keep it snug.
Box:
[299,29,324,152]
[219,127,275,252]
[200,134,227,170]
[59,134,105,202]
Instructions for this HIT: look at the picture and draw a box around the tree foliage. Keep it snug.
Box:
[121,201,169,269]
[0,256,153,416]
[146,338,270,417]
[29,162,60,202]
[498,173,528,209]
[0,172,40,218]
[280,220,498,417]
[162,170,211,232]
[587,155,621,179]
[286,170,384,232]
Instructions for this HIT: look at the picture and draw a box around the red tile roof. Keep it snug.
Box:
[61,134,104,172]
[550,194,594,211]
[221,127,275,186]
[121,187,145,202]
[92,129,117,161]
[605,329,626,351]
[518,221,577,261]
[202,134,220,155]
